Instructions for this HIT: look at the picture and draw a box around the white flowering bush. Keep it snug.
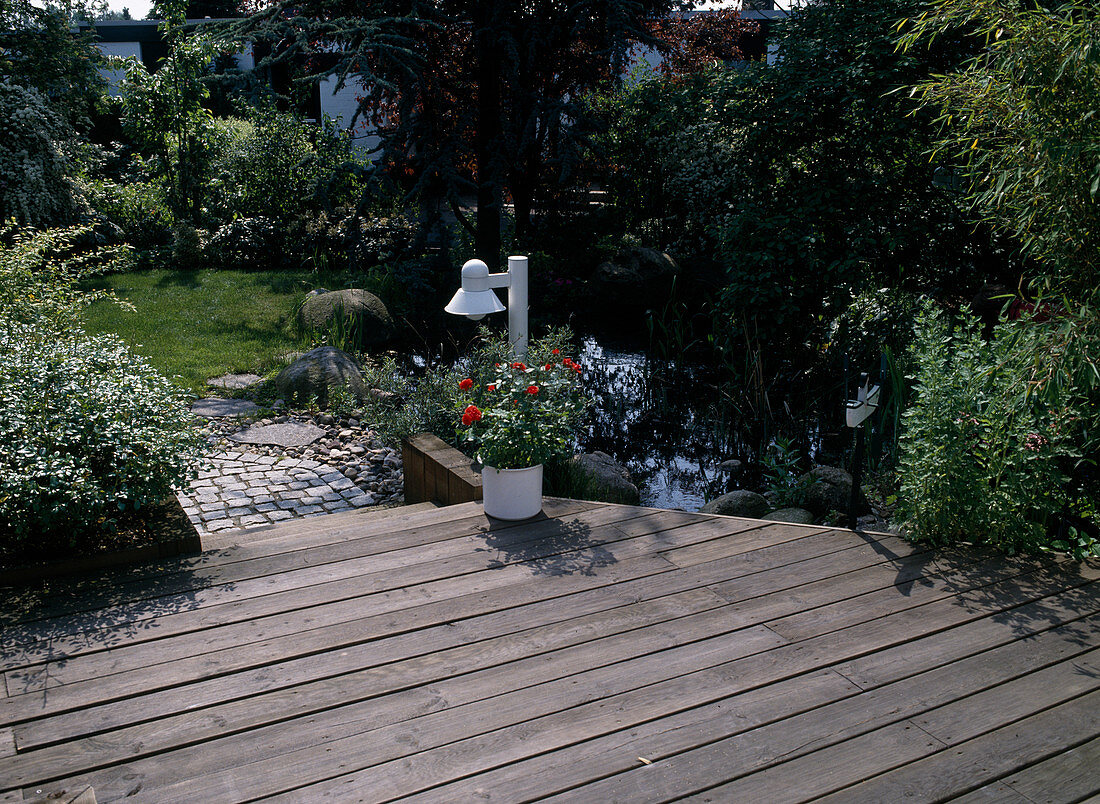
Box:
[0,225,203,558]
[0,82,85,226]
[0,326,204,555]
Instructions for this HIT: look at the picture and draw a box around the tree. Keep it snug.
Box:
[902,0,1100,295]
[116,0,227,219]
[231,1,750,265]
[693,0,989,347]
[0,0,107,129]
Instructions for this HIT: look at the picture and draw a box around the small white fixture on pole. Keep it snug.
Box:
[444,256,529,360]
[845,374,881,429]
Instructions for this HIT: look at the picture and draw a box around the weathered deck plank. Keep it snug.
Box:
[1,499,1096,803]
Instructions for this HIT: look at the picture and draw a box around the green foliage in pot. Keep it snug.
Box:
[455,333,586,470]
[457,358,586,470]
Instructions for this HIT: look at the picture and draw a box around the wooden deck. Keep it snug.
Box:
[1,498,1098,803]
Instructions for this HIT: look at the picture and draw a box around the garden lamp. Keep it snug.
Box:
[445,256,529,360]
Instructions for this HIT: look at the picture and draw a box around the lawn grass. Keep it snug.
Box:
[82,269,321,393]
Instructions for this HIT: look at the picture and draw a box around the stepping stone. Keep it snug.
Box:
[207,373,264,390]
[191,398,261,418]
[228,422,326,448]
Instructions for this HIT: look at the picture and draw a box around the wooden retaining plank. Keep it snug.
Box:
[811,689,1100,803]
[37,624,791,801]
[398,616,1100,803]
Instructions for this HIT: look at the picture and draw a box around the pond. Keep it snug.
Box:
[404,319,857,513]
[569,333,852,511]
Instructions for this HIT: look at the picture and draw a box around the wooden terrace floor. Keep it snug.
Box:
[1,498,1098,802]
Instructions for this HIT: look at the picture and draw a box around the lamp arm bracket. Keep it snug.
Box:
[487,273,512,289]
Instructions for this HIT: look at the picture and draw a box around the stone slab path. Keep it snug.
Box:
[177,450,381,536]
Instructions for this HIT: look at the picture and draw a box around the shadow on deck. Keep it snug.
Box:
[1,498,1097,802]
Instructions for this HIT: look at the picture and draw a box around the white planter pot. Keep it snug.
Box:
[481,464,544,520]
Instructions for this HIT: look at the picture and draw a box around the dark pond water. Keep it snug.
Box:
[570,335,852,511]
[407,322,853,512]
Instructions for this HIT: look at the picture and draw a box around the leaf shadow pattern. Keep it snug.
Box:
[0,552,232,701]
[850,528,939,597]
[473,513,612,577]
[950,555,1100,648]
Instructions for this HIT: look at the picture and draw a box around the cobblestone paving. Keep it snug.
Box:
[177,450,382,536]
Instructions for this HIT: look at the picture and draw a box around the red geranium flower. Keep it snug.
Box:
[544,363,553,371]
[562,358,573,367]
[513,361,527,371]
[526,385,539,395]
[551,349,560,355]
[461,404,482,426]
[458,378,473,390]
[487,384,496,392]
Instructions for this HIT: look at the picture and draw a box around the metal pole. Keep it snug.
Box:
[507,255,528,360]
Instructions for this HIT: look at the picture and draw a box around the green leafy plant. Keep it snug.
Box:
[456,353,586,470]
[0,224,202,558]
[0,223,131,329]
[760,436,813,509]
[0,324,204,557]
[895,302,1096,552]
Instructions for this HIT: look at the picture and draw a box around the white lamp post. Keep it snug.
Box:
[445,256,529,360]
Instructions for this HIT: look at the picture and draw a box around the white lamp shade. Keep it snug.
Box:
[445,259,508,320]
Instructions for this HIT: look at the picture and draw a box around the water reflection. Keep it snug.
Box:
[576,337,739,511]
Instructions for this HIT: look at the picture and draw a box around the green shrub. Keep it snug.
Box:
[211,110,365,224]
[0,323,204,555]
[0,224,203,558]
[0,83,86,226]
[895,302,1097,554]
[84,178,175,252]
[207,216,282,270]
[0,224,130,330]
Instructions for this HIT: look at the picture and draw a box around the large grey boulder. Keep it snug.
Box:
[594,247,679,307]
[297,288,394,350]
[764,507,816,525]
[274,346,367,409]
[571,452,641,505]
[700,489,769,518]
[802,464,868,516]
